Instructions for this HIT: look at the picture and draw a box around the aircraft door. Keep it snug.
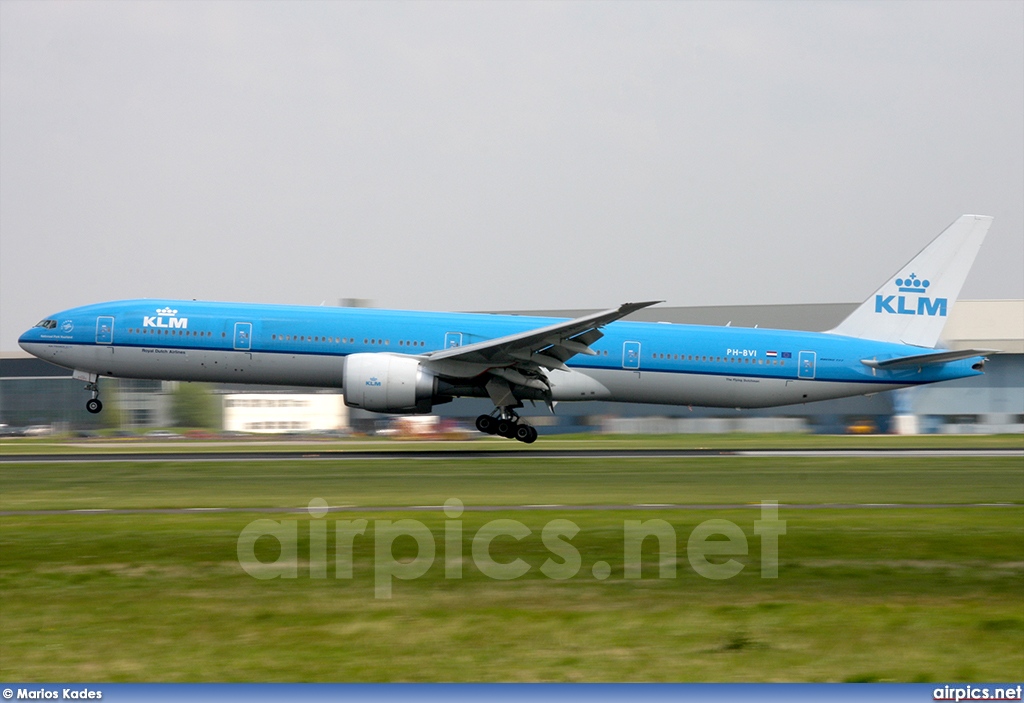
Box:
[798,351,816,379]
[622,341,641,370]
[444,332,463,349]
[96,316,114,345]
[234,322,253,351]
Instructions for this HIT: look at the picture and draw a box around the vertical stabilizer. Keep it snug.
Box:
[827,215,992,348]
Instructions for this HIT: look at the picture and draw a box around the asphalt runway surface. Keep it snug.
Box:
[1,447,1021,463]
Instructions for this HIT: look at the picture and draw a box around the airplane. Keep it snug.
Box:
[19,215,996,443]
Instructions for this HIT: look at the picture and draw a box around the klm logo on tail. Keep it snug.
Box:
[875,273,947,317]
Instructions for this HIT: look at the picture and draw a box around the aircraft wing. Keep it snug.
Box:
[861,348,997,369]
[421,301,660,395]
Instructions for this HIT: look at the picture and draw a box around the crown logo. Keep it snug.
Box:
[156,307,178,316]
[895,273,930,294]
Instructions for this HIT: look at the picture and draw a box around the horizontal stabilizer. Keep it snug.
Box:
[861,348,997,369]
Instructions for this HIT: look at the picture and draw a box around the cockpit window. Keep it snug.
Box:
[34,319,57,329]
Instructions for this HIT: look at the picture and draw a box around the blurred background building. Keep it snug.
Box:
[2,300,1021,435]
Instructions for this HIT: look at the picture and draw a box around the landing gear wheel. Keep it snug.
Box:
[514,424,538,444]
[86,398,103,414]
[495,419,517,438]
[475,415,497,435]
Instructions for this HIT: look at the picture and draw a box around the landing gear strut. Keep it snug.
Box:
[84,382,103,414]
[475,410,537,444]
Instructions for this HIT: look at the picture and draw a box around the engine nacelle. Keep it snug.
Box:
[343,353,436,413]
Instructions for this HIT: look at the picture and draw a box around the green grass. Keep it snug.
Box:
[1,456,1023,681]
[2,431,1022,454]
[0,456,1021,510]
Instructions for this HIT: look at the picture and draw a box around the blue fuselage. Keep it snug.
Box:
[19,299,984,410]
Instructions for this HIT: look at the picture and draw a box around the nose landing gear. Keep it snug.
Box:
[84,381,103,414]
[475,411,538,444]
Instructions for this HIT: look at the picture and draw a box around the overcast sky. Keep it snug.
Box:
[1,0,1022,350]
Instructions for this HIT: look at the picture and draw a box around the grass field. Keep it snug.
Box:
[1,453,1022,682]
[2,431,1023,454]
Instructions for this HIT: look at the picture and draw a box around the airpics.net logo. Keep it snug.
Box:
[142,307,188,329]
[875,272,948,317]
[236,499,787,599]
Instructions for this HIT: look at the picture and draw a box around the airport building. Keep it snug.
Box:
[222,393,347,434]
[2,300,1021,435]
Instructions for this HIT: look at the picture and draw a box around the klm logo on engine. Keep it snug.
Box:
[875,273,947,317]
[143,307,188,329]
[365,377,382,387]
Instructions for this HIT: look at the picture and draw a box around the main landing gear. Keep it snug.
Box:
[84,382,103,414]
[475,412,538,444]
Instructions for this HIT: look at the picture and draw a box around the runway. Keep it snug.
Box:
[1,447,1021,463]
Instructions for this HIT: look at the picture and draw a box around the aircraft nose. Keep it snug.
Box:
[18,326,39,349]
[18,320,48,351]
[18,331,34,352]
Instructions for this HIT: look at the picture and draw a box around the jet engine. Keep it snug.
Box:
[342,353,436,413]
